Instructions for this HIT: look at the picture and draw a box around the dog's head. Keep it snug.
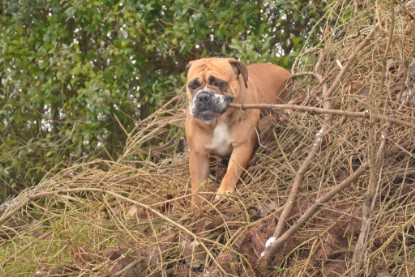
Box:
[185,57,248,122]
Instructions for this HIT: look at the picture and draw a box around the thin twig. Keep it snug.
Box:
[0,187,228,275]
[0,232,52,268]
[113,258,145,277]
[351,3,399,274]
[229,103,415,128]
[324,25,378,99]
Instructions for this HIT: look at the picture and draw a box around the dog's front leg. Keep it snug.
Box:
[189,150,209,207]
[216,139,255,196]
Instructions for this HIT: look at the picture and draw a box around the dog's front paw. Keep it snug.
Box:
[214,186,234,201]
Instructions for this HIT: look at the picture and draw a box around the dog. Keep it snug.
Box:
[185,57,291,207]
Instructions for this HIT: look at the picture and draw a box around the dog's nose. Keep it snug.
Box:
[196,92,212,103]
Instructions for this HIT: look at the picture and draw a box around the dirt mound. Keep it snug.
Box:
[1,2,415,276]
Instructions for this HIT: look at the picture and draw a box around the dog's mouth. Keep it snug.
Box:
[197,110,222,121]
[190,90,233,122]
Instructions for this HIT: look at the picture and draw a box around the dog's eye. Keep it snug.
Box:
[188,80,200,91]
[215,81,228,91]
[208,76,228,91]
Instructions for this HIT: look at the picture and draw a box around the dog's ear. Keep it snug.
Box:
[186,61,194,75]
[228,59,248,88]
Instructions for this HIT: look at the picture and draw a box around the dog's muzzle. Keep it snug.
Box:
[190,89,233,121]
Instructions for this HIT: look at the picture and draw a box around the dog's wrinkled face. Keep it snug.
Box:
[186,58,248,122]
[190,86,233,121]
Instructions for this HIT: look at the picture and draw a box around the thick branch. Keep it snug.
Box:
[257,24,378,270]
[257,63,328,270]
[258,162,369,270]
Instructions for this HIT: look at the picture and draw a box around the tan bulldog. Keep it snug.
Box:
[185,57,291,207]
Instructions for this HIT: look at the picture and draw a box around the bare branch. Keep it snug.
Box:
[258,162,369,270]
[257,24,378,270]
[229,103,415,128]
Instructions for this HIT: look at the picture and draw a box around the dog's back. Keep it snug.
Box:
[247,63,291,104]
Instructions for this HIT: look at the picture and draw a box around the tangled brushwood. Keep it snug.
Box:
[1,2,415,276]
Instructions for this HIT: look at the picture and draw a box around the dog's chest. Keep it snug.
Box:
[208,122,232,156]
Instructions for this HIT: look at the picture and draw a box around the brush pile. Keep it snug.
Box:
[1,2,415,276]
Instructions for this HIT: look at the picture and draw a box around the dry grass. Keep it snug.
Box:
[1,1,415,276]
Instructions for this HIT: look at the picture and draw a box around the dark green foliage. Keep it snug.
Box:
[0,0,329,201]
